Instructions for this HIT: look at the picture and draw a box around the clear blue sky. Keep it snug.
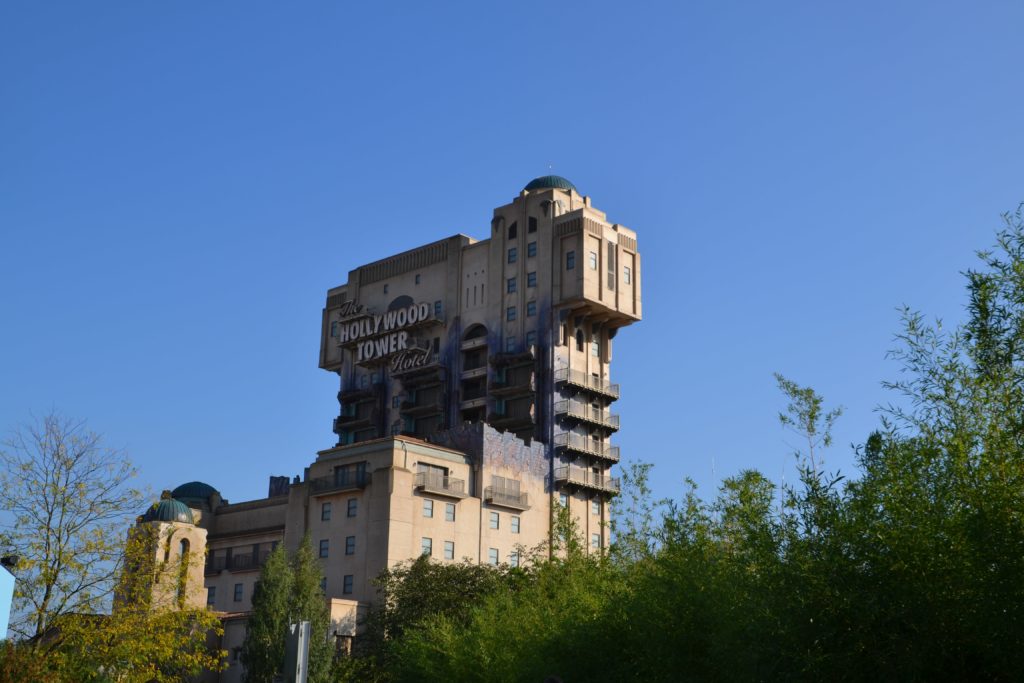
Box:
[2,1,1022,509]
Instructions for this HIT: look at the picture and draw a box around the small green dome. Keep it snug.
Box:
[523,175,578,193]
[142,497,195,524]
[171,481,219,503]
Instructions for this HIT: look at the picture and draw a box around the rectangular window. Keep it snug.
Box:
[527,301,536,317]
[508,247,517,264]
[319,539,329,558]
[527,271,537,288]
[507,277,516,293]
[445,502,456,522]
[526,331,536,347]
[506,306,516,322]
[345,536,355,555]
[444,541,454,560]
[527,241,537,257]
[624,266,631,284]
[488,548,499,565]
[415,274,421,284]
[320,577,327,593]
[528,216,537,233]
[510,550,520,567]
[592,534,601,549]
[566,251,575,270]
[591,335,600,357]
[559,492,568,507]
[347,498,357,517]
[233,583,243,602]
[321,502,331,521]
[207,586,216,607]
[508,222,517,240]
[489,511,500,529]
[393,396,401,408]
[434,300,442,317]
[423,499,434,518]
[421,537,432,557]
[343,574,353,594]
[330,321,338,338]
[511,515,520,534]
[592,499,600,515]
[506,336,516,352]
[588,251,598,270]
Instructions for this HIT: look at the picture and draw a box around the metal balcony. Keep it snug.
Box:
[414,472,468,499]
[553,368,620,400]
[484,486,530,511]
[489,374,536,398]
[554,466,620,495]
[309,470,370,496]
[399,398,444,417]
[333,412,375,433]
[553,433,620,463]
[553,399,620,431]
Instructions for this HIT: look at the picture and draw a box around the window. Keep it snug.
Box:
[508,222,517,240]
[343,575,353,594]
[319,539,329,558]
[575,329,584,352]
[320,577,327,593]
[592,534,601,549]
[393,396,401,408]
[591,334,600,357]
[415,274,421,284]
[566,250,575,270]
[421,537,432,556]
[444,541,455,560]
[510,550,520,567]
[434,300,442,317]
[346,536,355,555]
[490,511,500,529]
[383,284,389,294]
[347,498,357,517]
[207,586,216,607]
[321,502,331,521]
[506,336,516,352]
[528,216,537,233]
[624,266,631,284]
[507,247,517,264]
[423,499,434,518]
[527,271,537,288]
[445,502,456,522]
[506,306,516,322]
[330,321,338,337]
[527,301,536,317]
[559,492,568,507]
[592,499,601,515]
[527,241,537,257]
[232,582,243,602]
[488,548,499,565]
[511,515,520,534]
[507,277,516,294]
[526,331,537,347]
[588,251,598,270]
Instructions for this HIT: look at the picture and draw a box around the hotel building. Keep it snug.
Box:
[135,175,641,681]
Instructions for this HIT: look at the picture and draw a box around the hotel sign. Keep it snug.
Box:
[336,301,437,365]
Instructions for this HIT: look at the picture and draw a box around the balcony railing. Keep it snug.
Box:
[205,550,272,575]
[414,472,468,499]
[553,433,620,463]
[553,368,620,399]
[554,399,620,430]
[484,486,530,511]
[554,466,620,494]
[309,470,370,496]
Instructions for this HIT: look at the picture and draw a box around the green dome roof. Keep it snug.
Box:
[171,481,219,502]
[142,497,194,524]
[523,175,578,193]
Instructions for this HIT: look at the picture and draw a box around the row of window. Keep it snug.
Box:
[507,218,538,240]
[563,249,632,283]
[321,498,358,521]
[506,272,539,293]
[507,242,539,264]
[557,493,604,516]
[318,535,358,558]
[506,301,538,321]
[487,511,522,532]
[422,499,457,521]
[421,538,522,567]
[505,331,537,351]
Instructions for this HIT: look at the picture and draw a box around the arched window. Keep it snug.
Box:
[179,539,189,557]
[575,329,584,352]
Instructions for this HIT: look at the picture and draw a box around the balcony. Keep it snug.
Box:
[333,411,375,433]
[399,397,444,418]
[490,373,536,398]
[554,399,620,431]
[553,433,620,463]
[489,346,536,368]
[309,470,370,496]
[484,486,530,511]
[460,336,487,351]
[488,408,534,431]
[414,472,468,499]
[554,465,620,495]
[553,368,620,400]
[205,550,272,575]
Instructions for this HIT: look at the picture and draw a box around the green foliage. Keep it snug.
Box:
[242,536,332,683]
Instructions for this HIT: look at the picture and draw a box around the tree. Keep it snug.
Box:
[0,412,144,640]
[241,535,332,683]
